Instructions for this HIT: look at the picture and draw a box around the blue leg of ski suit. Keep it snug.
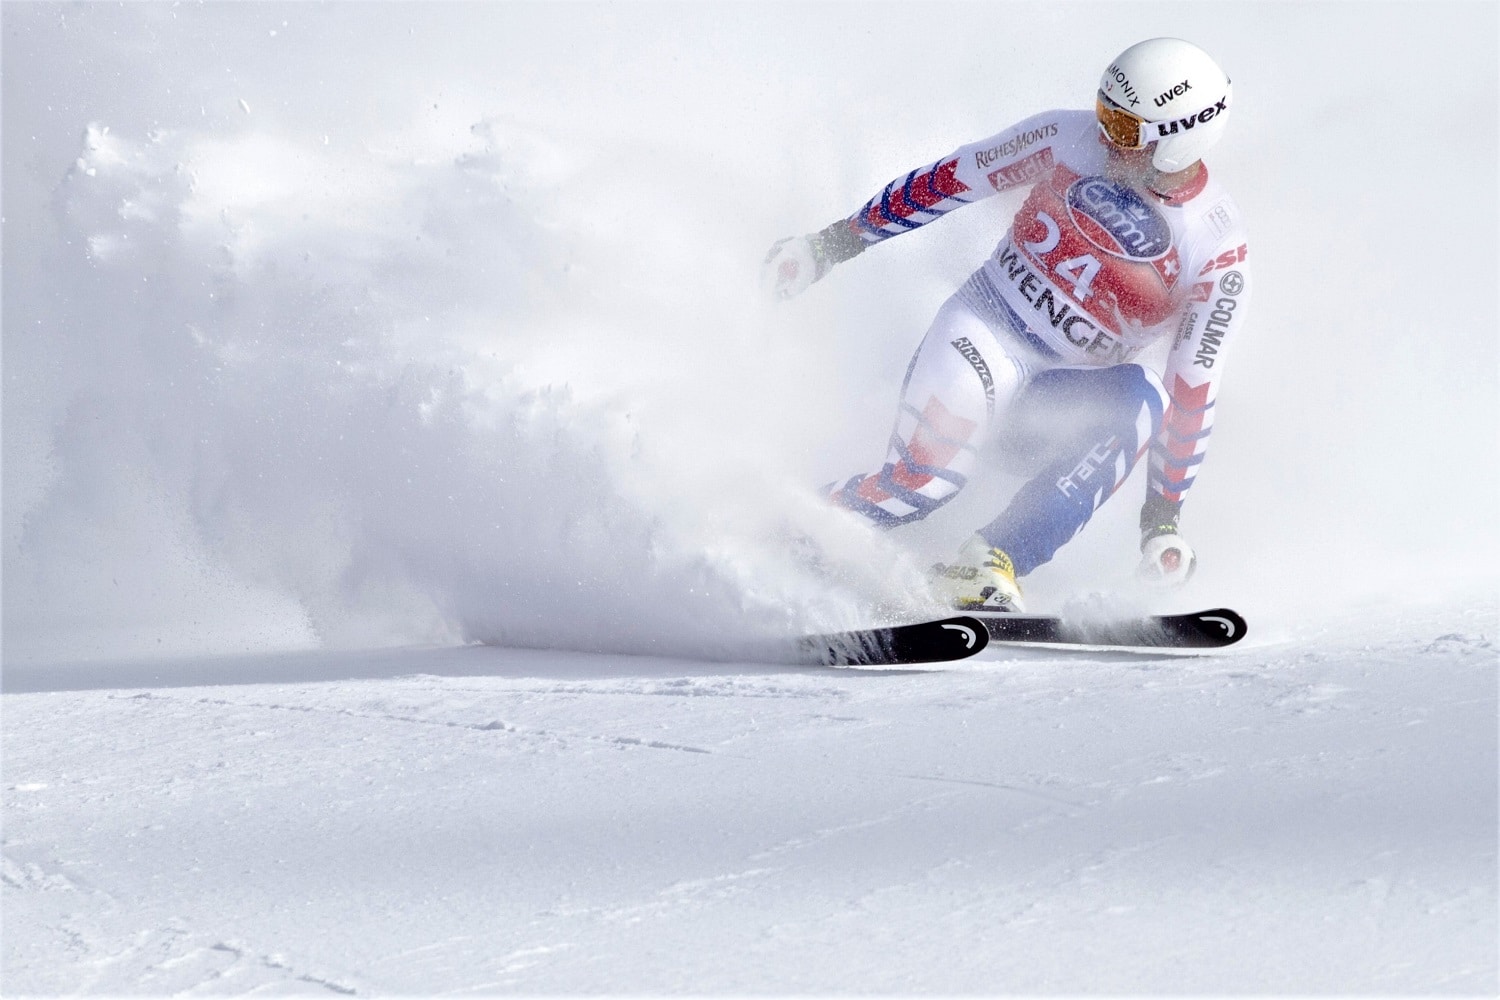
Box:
[981,363,1167,575]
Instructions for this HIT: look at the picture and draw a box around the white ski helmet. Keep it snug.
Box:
[1096,38,1232,173]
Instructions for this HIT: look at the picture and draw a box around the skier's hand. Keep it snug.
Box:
[761,234,825,300]
[1138,530,1197,587]
[761,221,867,301]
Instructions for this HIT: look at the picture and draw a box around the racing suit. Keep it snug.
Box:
[823,109,1251,575]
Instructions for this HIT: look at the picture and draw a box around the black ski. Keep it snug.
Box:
[803,615,990,666]
[976,606,1247,649]
[802,607,1246,666]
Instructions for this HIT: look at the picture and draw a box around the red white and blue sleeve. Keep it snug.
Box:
[816,111,1078,259]
[847,153,983,246]
[1148,220,1252,526]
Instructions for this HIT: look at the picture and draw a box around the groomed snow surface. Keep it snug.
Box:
[5,600,1498,994]
[5,2,1498,995]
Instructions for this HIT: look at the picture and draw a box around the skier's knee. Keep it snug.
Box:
[1135,365,1168,410]
[1129,365,1169,437]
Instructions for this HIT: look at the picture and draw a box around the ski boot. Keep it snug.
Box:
[930,534,1025,613]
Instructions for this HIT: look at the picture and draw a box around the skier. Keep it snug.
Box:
[763,38,1250,612]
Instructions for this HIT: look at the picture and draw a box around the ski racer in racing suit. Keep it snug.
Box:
[763,37,1251,612]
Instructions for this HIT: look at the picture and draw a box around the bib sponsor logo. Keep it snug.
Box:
[1219,270,1245,296]
[987,147,1055,192]
[992,245,1131,363]
[975,122,1058,169]
[1065,177,1172,260]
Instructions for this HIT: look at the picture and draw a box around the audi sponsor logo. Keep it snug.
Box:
[987,147,1055,192]
[1202,203,1234,240]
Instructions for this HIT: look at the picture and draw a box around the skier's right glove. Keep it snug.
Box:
[761,220,866,300]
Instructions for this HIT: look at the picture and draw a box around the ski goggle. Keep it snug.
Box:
[1096,92,1152,149]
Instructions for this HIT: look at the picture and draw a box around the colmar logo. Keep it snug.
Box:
[1194,293,1239,368]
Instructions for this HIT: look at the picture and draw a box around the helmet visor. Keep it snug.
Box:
[1096,93,1149,149]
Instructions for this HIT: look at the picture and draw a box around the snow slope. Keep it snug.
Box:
[5,599,1496,994]
[4,2,1497,993]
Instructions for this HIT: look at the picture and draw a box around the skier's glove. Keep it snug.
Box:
[1137,493,1197,586]
[761,220,866,300]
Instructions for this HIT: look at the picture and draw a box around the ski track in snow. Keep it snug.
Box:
[4,599,1496,994]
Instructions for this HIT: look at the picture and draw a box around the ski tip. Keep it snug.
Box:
[801,615,990,667]
[1189,608,1247,645]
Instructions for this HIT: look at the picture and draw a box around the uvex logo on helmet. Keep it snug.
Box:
[1152,95,1230,137]
[1154,80,1191,106]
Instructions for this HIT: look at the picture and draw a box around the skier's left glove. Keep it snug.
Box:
[761,220,866,300]
[1137,493,1197,586]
